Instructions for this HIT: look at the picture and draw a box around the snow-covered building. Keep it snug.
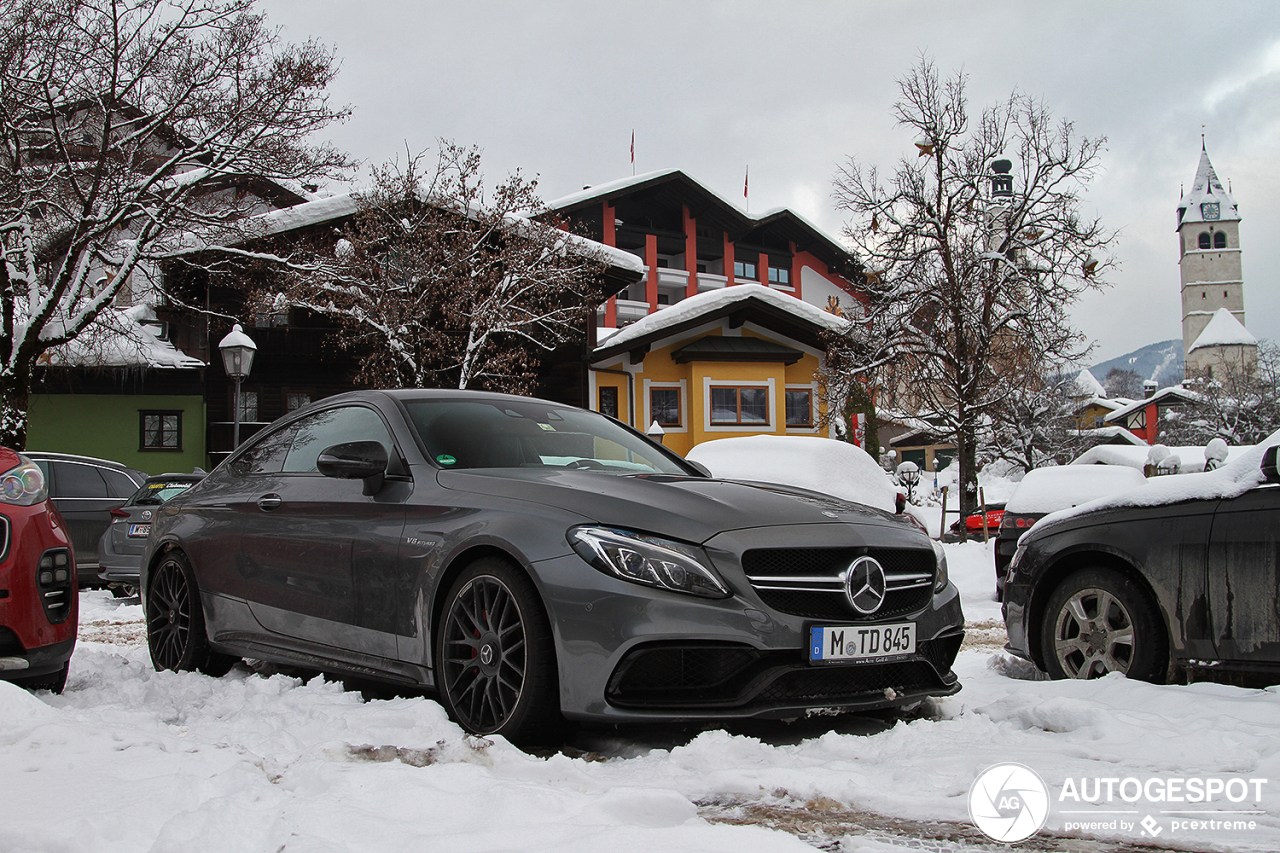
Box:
[1103,385,1202,445]
[587,284,849,456]
[1187,306,1258,379]
[1177,144,1255,377]
[25,175,318,474]
[547,171,865,454]
[547,170,863,336]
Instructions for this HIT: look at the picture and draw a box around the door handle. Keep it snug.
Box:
[256,493,283,511]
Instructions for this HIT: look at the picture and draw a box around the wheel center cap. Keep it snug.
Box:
[480,643,495,666]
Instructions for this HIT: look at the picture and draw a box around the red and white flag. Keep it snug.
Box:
[630,131,634,167]
[743,165,749,200]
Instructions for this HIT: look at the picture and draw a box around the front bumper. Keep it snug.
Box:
[534,523,965,723]
[0,636,75,679]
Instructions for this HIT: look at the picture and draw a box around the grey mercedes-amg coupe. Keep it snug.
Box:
[142,390,963,741]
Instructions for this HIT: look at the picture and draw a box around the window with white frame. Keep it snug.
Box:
[784,389,813,427]
[649,387,682,427]
[710,386,769,426]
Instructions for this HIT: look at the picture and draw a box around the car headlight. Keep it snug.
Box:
[568,526,729,599]
[0,456,47,506]
[932,540,949,593]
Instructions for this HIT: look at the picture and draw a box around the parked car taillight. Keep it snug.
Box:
[109,507,131,519]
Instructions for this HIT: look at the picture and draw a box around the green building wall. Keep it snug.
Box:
[27,394,207,475]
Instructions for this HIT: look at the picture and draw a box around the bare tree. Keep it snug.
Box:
[0,0,351,448]
[1103,367,1143,399]
[824,57,1116,523]
[260,142,607,393]
[986,371,1093,473]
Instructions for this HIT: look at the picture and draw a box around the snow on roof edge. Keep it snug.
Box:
[593,283,848,353]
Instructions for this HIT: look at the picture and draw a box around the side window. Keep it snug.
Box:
[51,462,108,498]
[283,406,393,474]
[230,424,298,476]
[101,469,139,498]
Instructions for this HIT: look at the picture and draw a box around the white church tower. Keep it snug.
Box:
[1177,142,1256,377]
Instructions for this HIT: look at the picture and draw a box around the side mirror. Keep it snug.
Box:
[686,460,712,478]
[317,441,389,495]
[1262,446,1280,484]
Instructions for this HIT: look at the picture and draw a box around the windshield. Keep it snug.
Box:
[404,399,691,475]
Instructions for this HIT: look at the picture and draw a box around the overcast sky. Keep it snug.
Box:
[260,0,1280,365]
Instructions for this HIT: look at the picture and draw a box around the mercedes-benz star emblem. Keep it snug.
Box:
[480,644,495,666]
[845,555,887,615]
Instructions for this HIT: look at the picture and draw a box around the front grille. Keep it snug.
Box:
[606,637,958,711]
[742,547,935,620]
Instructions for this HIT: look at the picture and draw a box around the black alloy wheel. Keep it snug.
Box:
[145,551,235,677]
[1041,567,1168,682]
[437,558,559,741]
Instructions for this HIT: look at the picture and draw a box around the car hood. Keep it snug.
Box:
[435,468,908,544]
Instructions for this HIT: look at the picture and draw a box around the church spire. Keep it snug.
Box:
[1177,145,1239,228]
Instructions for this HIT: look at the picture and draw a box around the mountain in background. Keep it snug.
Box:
[1090,339,1184,389]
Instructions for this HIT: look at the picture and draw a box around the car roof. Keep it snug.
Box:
[1006,465,1149,515]
[24,450,141,471]
[141,473,205,484]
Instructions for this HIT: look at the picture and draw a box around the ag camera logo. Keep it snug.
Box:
[969,763,1050,842]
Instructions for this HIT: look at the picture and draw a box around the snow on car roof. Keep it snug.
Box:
[686,434,896,512]
[1005,465,1148,515]
[1036,427,1280,532]
[1072,442,1254,472]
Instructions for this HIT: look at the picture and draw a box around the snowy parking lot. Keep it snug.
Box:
[4,542,1279,853]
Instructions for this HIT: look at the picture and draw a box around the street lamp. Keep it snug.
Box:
[896,460,921,502]
[218,323,257,450]
[646,420,666,445]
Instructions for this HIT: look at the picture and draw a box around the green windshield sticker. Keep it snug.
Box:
[436,454,457,466]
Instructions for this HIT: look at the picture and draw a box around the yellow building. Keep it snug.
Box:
[587,284,846,456]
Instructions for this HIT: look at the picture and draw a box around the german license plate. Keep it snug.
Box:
[128,523,151,537]
[809,623,916,663]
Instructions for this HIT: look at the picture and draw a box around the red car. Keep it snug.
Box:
[0,447,77,693]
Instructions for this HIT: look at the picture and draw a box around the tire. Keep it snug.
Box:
[12,660,69,694]
[111,584,138,599]
[436,557,561,742]
[1041,568,1168,682]
[146,550,237,677]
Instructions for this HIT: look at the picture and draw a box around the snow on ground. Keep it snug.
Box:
[4,547,1280,853]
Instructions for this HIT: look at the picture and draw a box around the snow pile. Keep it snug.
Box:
[1005,465,1148,515]
[686,435,897,512]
